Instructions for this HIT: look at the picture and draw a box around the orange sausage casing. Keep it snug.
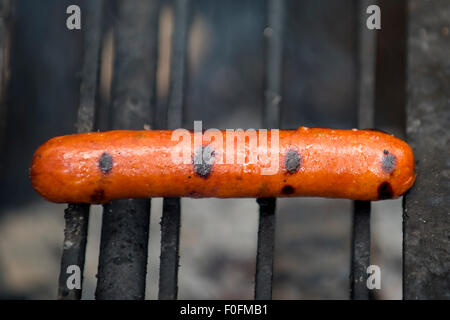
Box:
[30,127,415,204]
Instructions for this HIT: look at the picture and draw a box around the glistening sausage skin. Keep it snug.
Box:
[30,127,416,204]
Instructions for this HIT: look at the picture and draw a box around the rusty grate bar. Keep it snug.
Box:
[350,0,377,300]
[158,0,190,301]
[403,0,450,299]
[254,0,284,300]
[58,0,104,300]
[95,0,159,300]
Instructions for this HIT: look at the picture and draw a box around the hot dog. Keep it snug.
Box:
[30,127,416,204]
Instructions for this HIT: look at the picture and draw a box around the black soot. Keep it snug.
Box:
[91,188,105,203]
[99,152,113,174]
[382,153,397,174]
[285,149,301,174]
[193,145,215,178]
[378,182,393,200]
[282,185,295,195]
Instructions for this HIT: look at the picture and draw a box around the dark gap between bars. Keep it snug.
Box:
[158,0,191,301]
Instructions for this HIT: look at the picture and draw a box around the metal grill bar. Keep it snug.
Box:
[96,200,151,300]
[262,0,283,129]
[356,0,377,130]
[159,197,181,300]
[350,201,371,300]
[403,0,450,299]
[58,204,90,300]
[58,0,104,300]
[255,198,276,299]
[166,0,190,131]
[158,0,190,301]
[95,0,159,300]
[254,0,284,300]
[350,0,377,300]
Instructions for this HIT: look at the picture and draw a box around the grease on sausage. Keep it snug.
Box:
[29,127,416,204]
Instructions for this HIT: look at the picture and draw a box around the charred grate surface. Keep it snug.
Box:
[96,199,151,299]
[58,0,104,300]
[350,200,371,300]
[403,0,450,300]
[58,204,90,300]
[255,198,276,300]
[95,0,159,300]
[159,197,182,300]
[158,0,190,301]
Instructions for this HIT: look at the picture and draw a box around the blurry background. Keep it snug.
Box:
[0,0,407,299]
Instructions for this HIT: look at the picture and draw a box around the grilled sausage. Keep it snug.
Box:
[30,127,416,203]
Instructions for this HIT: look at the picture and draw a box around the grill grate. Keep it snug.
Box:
[57,0,104,300]
[94,0,159,300]
[254,0,285,300]
[158,0,191,300]
[349,0,377,300]
[53,0,449,300]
